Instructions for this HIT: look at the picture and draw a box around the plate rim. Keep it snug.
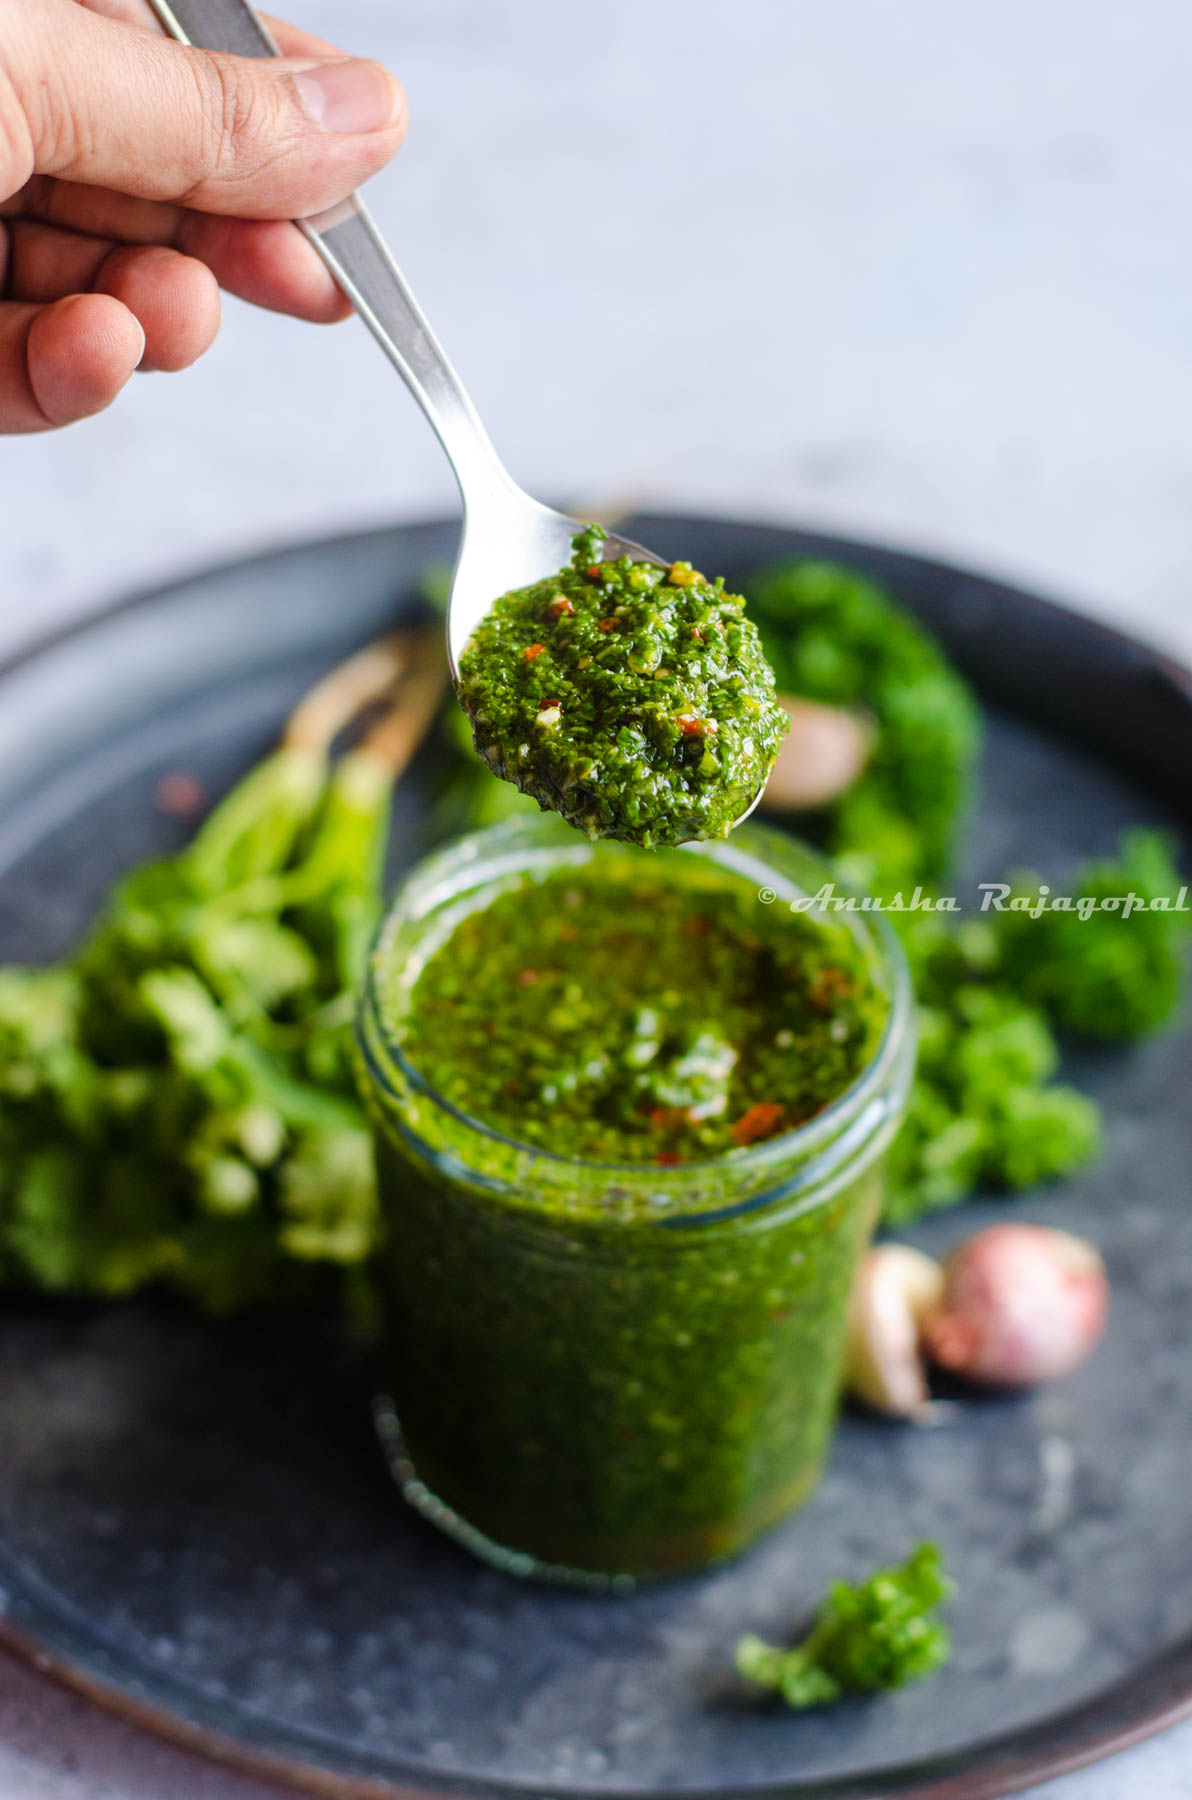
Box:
[3,1599,1192,1800]
[3,506,1189,696]
[1,510,1190,1800]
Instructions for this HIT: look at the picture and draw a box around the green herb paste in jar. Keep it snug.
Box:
[455,527,789,848]
[359,819,912,1581]
[402,861,880,1164]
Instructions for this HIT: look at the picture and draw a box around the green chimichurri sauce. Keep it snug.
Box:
[363,829,904,1579]
[401,861,880,1163]
[455,527,789,849]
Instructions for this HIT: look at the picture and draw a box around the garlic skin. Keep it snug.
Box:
[923,1224,1108,1388]
[843,1244,945,1418]
[761,698,874,813]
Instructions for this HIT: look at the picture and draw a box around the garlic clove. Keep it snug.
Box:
[761,698,875,813]
[843,1244,945,1418]
[923,1223,1109,1388]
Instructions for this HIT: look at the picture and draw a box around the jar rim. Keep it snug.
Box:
[358,815,915,1219]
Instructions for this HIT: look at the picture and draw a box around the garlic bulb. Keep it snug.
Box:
[761,698,874,813]
[843,1244,945,1418]
[923,1223,1108,1387]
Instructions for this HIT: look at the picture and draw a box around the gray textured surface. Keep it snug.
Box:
[1,1,1192,1794]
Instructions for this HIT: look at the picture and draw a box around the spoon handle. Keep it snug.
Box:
[148,0,512,503]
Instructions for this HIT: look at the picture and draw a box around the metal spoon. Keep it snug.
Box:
[149,0,764,828]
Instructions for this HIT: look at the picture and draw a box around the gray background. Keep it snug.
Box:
[1,1,1190,1795]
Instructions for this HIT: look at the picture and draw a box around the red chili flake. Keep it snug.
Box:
[522,642,545,661]
[655,1150,683,1166]
[540,698,560,710]
[597,616,618,632]
[808,966,855,1012]
[548,596,575,618]
[690,626,704,641]
[676,714,705,737]
[517,968,539,987]
[730,1102,786,1147]
[154,771,206,817]
[584,563,605,581]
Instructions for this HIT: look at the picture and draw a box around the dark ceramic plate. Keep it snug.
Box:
[0,516,1190,1800]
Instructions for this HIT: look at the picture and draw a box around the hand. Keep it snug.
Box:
[0,0,406,431]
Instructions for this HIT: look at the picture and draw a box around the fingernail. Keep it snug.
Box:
[294,60,400,134]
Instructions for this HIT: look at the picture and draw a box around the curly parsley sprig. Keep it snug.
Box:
[736,1542,953,1709]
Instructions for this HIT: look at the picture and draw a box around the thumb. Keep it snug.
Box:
[1,0,406,217]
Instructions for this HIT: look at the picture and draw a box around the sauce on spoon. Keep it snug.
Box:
[456,526,788,848]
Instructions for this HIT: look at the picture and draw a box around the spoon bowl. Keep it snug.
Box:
[445,482,664,674]
[449,491,766,835]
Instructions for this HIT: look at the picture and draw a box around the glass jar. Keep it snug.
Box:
[357,814,914,1585]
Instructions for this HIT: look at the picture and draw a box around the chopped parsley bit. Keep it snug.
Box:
[736,1542,953,1709]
